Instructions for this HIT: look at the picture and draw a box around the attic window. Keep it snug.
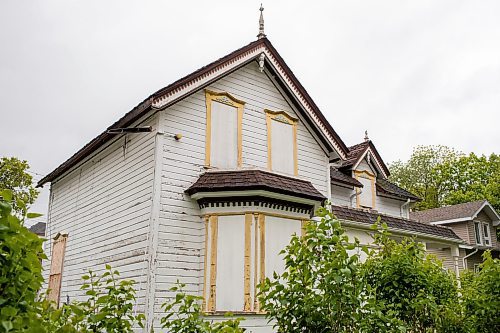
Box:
[483,223,491,246]
[205,90,244,169]
[354,170,375,209]
[265,110,298,175]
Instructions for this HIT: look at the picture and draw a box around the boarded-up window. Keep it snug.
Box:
[266,111,298,175]
[215,215,245,311]
[358,176,373,208]
[205,90,244,169]
[211,101,238,168]
[264,216,301,278]
[47,233,68,306]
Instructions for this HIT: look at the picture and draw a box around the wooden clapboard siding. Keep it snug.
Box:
[376,196,405,218]
[426,247,465,272]
[43,115,157,310]
[154,61,329,331]
[445,222,470,243]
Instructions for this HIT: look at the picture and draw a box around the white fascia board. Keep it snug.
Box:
[339,219,464,245]
[459,244,475,250]
[471,201,500,226]
[352,148,388,179]
[429,217,471,225]
[190,190,321,206]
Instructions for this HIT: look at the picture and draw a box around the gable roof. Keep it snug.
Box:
[185,170,326,202]
[332,205,462,242]
[338,140,390,178]
[376,178,421,202]
[410,200,500,226]
[38,37,349,187]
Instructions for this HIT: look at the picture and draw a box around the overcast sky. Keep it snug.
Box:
[1,0,499,219]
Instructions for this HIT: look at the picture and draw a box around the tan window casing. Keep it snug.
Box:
[265,110,298,176]
[204,90,245,168]
[47,233,68,307]
[354,170,376,209]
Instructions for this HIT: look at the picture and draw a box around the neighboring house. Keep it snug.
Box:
[28,221,46,237]
[411,200,500,271]
[36,10,465,333]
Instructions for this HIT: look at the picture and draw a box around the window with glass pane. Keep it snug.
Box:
[483,223,491,246]
[474,222,482,244]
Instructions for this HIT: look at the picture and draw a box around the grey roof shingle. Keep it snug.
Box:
[410,200,487,223]
[376,178,421,201]
[331,205,462,241]
[186,170,326,202]
[28,222,46,236]
[330,168,362,187]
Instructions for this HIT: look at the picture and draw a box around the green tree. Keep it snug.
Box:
[439,153,500,211]
[0,190,46,333]
[0,157,39,217]
[389,145,461,210]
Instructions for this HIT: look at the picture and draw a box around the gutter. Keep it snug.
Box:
[462,248,479,270]
[338,219,465,244]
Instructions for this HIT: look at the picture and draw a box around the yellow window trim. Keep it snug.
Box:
[354,170,376,209]
[265,110,298,176]
[205,89,245,168]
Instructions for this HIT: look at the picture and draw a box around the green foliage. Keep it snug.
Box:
[37,265,145,333]
[161,283,244,333]
[0,189,46,333]
[389,146,500,217]
[388,145,461,210]
[461,252,500,333]
[0,157,39,217]
[258,208,401,332]
[363,223,460,332]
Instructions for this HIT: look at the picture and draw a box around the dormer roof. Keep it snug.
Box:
[338,140,390,178]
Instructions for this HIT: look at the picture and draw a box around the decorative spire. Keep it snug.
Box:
[364,130,369,142]
[257,4,266,39]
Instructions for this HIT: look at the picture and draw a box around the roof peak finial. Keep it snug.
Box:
[257,4,266,39]
[364,130,369,142]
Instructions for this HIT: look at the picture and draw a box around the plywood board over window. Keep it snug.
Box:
[47,232,68,307]
[205,90,245,169]
[265,110,298,175]
[354,170,376,209]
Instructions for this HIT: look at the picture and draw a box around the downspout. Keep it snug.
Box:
[350,190,360,208]
[462,248,479,270]
[400,198,411,218]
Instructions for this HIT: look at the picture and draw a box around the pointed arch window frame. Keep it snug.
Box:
[205,89,245,168]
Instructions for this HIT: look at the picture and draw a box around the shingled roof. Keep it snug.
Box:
[376,178,421,201]
[330,168,362,187]
[28,222,46,237]
[338,140,391,178]
[331,205,461,241]
[186,170,326,202]
[410,200,490,224]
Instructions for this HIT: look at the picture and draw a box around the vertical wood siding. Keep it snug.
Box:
[43,115,157,311]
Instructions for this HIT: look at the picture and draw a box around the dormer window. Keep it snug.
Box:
[483,223,491,246]
[354,170,375,209]
[265,110,298,176]
[205,90,244,169]
[474,221,491,246]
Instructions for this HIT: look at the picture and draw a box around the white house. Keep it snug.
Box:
[37,8,466,332]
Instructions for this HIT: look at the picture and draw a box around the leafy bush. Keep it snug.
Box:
[0,189,46,333]
[461,252,500,333]
[161,283,244,333]
[363,224,460,333]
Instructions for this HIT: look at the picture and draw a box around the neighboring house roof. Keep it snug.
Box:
[410,200,500,226]
[330,168,362,188]
[38,37,350,187]
[331,205,462,241]
[376,178,421,202]
[338,140,390,178]
[28,222,46,237]
[185,169,326,202]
